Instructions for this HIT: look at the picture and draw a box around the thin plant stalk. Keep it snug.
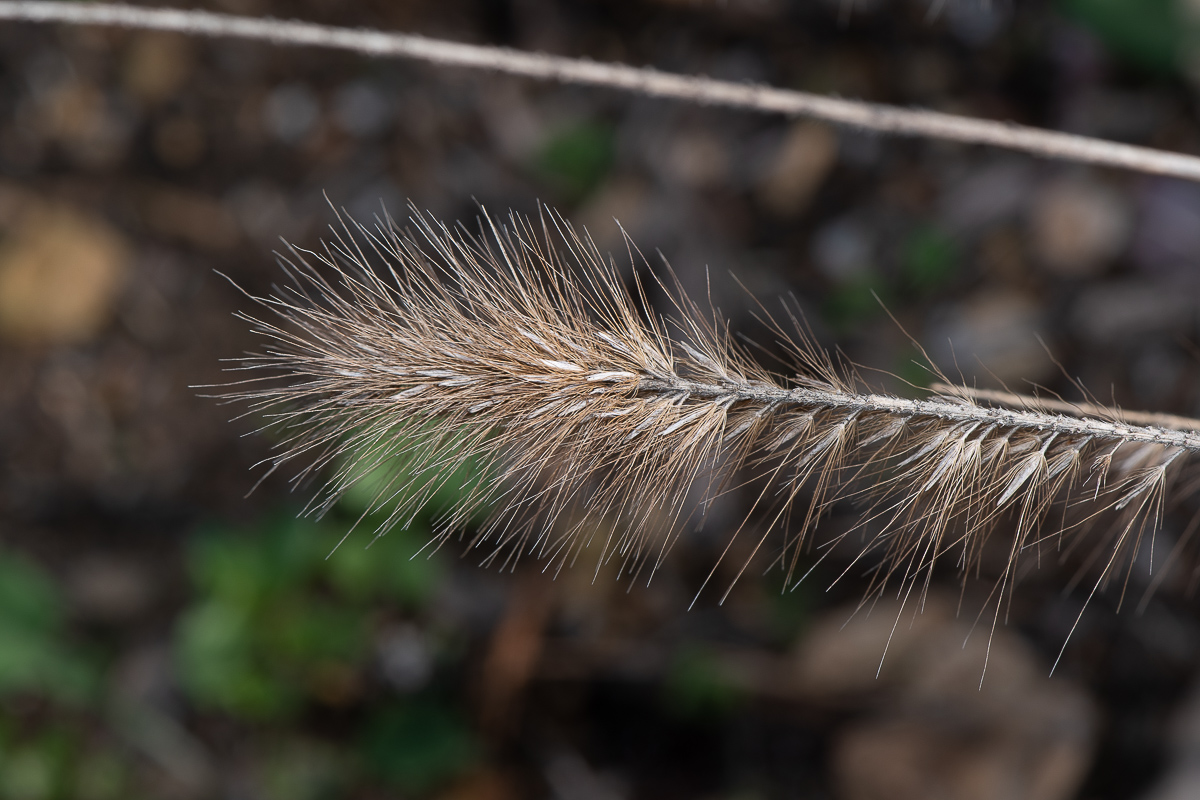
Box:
[4,1,1200,182]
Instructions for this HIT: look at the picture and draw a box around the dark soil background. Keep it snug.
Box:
[1,0,1200,798]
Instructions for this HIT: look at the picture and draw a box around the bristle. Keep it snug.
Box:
[220,202,1200,633]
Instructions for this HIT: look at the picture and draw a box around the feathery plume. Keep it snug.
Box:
[220,203,1200,655]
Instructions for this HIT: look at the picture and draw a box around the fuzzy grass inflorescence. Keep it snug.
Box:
[221,204,1200,660]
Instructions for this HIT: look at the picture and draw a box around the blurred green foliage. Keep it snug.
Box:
[1058,0,1184,74]
[534,121,616,203]
[821,271,888,332]
[338,426,494,533]
[0,725,128,800]
[664,645,745,719]
[768,582,815,647]
[0,554,98,705]
[256,739,350,800]
[0,552,129,800]
[821,224,959,331]
[172,437,488,795]
[361,700,477,794]
[901,226,958,295]
[175,513,443,719]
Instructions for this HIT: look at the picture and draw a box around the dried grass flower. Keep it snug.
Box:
[218,203,1200,669]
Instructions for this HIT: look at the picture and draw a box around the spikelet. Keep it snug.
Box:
[220,202,1200,645]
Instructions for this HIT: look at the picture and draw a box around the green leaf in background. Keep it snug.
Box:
[338,423,494,531]
[533,121,616,203]
[189,515,334,604]
[821,271,888,332]
[179,521,360,720]
[175,596,300,720]
[0,726,130,800]
[360,699,477,794]
[663,645,744,719]
[0,746,56,800]
[261,596,367,669]
[324,526,442,609]
[0,727,72,800]
[0,553,99,706]
[1057,0,1182,74]
[72,750,128,800]
[893,346,938,393]
[901,226,958,294]
[176,509,446,721]
[769,582,814,648]
[258,739,349,800]
[0,554,59,632]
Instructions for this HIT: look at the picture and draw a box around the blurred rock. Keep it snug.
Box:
[573,175,653,253]
[110,645,215,797]
[940,161,1034,235]
[122,32,194,106]
[67,554,155,622]
[1069,281,1197,346]
[0,203,131,343]
[479,83,545,162]
[901,49,955,99]
[795,598,1097,800]
[0,103,47,176]
[1133,179,1200,279]
[1050,26,1107,87]
[1129,343,1188,409]
[544,749,627,800]
[927,290,1053,387]
[118,249,185,346]
[39,79,135,169]
[138,185,240,252]
[837,128,883,168]
[662,128,730,190]
[111,644,176,712]
[945,0,1009,45]
[23,48,74,104]
[1031,176,1131,277]
[809,49,877,99]
[976,226,1029,284]
[811,215,874,282]
[1142,676,1200,800]
[226,180,311,247]
[333,80,391,139]
[834,699,1093,800]
[1060,88,1169,141]
[152,114,206,169]
[263,82,320,144]
[376,623,434,692]
[35,354,122,494]
[343,176,407,225]
[757,121,838,217]
[791,596,955,698]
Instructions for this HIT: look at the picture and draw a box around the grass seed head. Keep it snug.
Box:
[220,202,1200,668]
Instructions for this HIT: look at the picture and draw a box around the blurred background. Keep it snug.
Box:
[1,0,1200,797]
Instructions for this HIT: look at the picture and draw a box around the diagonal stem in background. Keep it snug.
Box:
[3,1,1200,182]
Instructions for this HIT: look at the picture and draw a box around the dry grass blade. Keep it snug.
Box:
[219,203,1200,655]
